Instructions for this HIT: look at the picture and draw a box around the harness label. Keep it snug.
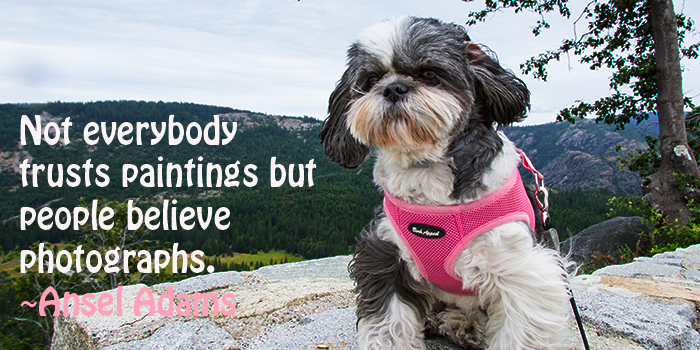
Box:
[407,223,446,239]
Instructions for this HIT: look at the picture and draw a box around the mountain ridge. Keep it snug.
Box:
[505,118,649,194]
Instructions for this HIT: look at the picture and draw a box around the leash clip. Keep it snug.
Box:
[516,148,550,218]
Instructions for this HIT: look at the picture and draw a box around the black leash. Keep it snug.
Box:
[569,289,591,350]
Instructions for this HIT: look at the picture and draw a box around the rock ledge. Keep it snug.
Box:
[52,247,700,349]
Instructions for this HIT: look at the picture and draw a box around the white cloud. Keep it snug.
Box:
[0,0,698,125]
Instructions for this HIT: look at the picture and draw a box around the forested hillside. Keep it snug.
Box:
[0,101,379,259]
[505,119,651,194]
[0,101,646,256]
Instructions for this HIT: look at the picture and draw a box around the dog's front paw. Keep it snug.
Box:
[356,294,427,350]
[358,316,427,350]
[437,308,488,349]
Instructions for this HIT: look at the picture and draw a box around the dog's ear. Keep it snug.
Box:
[466,42,530,126]
[319,69,369,169]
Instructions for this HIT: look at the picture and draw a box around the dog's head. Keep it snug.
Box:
[320,16,530,168]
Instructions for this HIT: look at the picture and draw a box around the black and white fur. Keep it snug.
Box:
[320,17,570,350]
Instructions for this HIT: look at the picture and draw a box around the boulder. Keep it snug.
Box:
[561,216,652,264]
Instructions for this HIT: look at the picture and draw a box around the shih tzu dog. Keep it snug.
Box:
[320,17,570,350]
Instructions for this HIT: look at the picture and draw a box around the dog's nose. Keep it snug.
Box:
[383,82,409,102]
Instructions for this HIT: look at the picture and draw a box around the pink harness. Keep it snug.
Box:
[384,167,535,296]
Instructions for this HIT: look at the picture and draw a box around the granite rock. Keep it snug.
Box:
[152,271,245,295]
[103,319,239,350]
[594,261,683,278]
[573,288,699,350]
[253,255,352,281]
[561,217,652,264]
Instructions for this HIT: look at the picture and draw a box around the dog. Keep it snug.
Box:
[319,17,571,350]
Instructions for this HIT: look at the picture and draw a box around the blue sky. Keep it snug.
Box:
[1,0,699,125]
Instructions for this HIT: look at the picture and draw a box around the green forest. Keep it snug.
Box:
[0,101,380,259]
[0,101,628,258]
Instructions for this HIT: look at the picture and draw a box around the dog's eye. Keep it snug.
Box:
[419,71,439,86]
[368,75,379,87]
[362,74,380,91]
